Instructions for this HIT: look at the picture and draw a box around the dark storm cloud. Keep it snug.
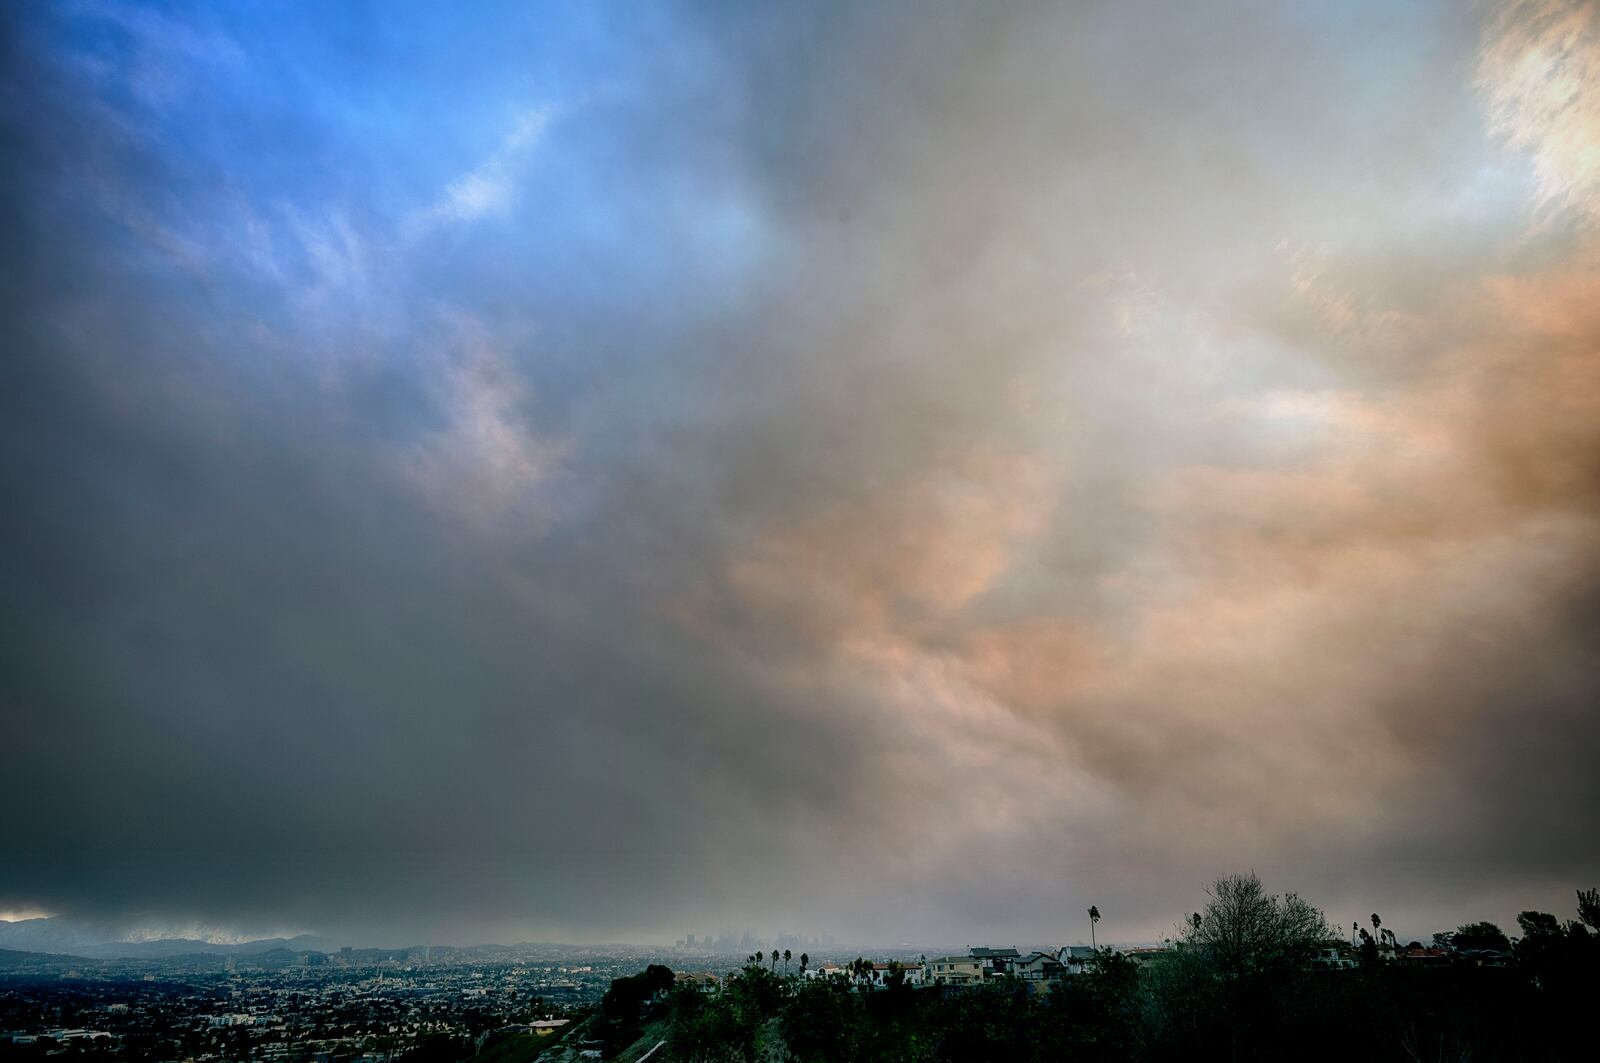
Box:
[2,0,1597,947]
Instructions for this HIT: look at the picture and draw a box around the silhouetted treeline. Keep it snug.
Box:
[653,878,1600,1063]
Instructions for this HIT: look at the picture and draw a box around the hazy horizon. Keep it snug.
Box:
[0,909,1491,956]
[3,1,1598,952]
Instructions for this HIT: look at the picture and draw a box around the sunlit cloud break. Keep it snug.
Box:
[1478,0,1600,222]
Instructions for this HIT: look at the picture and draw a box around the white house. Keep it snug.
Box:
[1057,946,1097,975]
[804,962,849,981]
[868,961,924,988]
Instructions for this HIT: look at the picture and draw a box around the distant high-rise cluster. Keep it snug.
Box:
[674,928,834,953]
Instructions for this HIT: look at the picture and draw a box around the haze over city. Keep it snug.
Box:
[3,0,1598,956]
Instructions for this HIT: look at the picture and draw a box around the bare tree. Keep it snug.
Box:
[1173,873,1332,1061]
[1183,873,1331,978]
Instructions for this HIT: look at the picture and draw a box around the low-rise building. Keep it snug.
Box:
[1396,946,1450,967]
[867,961,924,988]
[1012,951,1065,982]
[1311,942,1360,969]
[674,971,723,990]
[925,955,984,985]
[1122,947,1175,968]
[969,947,1020,976]
[803,962,849,981]
[1057,946,1097,975]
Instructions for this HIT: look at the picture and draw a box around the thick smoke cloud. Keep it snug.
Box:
[2,0,1597,946]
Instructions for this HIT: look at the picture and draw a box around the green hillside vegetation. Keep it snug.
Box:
[474,1033,565,1063]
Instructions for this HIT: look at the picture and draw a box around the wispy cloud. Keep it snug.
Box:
[413,108,557,230]
[69,0,246,107]
[403,314,566,521]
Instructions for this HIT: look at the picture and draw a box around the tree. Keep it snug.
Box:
[783,948,792,976]
[1371,912,1381,940]
[1517,911,1561,940]
[1088,904,1101,950]
[1357,928,1378,966]
[780,976,865,1063]
[799,952,809,978]
[667,980,761,1063]
[646,965,675,993]
[1515,911,1565,984]
[1185,874,1331,978]
[1172,874,1332,1059]
[1577,888,1600,933]
[1453,922,1510,952]
[1054,950,1141,1060]
[598,964,675,1054]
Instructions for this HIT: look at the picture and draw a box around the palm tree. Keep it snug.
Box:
[1371,913,1381,943]
[1088,905,1101,950]
[770,950,777,973]
[783,949,792,975]
[799,952,809,978]
[755,950,763,968]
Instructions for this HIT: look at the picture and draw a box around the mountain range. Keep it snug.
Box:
[0,916,335,959]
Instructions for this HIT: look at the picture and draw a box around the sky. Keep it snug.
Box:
[1,0,1598,950]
